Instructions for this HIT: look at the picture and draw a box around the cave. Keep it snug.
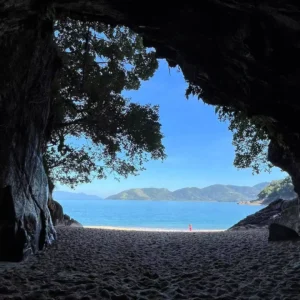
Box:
[1,1,300,261]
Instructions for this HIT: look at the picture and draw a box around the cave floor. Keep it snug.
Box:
[1,227,300,300]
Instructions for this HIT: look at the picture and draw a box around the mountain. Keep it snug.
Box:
[252,182,271,191]
[252,177,296,205]
[172,185,246,202]
[106,182,270,202]
[53,191,103,201]
[106,188,174,200]
[227,182,270,199]
[172,187,210,201]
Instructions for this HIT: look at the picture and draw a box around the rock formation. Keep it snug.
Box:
[1,0,300,259]
[48,197,82,227]
[269,199,300,241]
[0,3,59,261]
[230,198,298,229]
[230,198,300,240]
[229,199,287,231]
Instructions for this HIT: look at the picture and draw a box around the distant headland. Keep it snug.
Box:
[105,182,270,202]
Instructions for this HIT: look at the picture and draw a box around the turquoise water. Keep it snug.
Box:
[58,199,263,230]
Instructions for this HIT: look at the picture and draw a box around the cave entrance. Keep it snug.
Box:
[0,186,26,262]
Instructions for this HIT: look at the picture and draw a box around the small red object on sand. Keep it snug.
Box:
[189,224,192,231]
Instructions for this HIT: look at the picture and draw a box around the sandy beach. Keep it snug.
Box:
[1,227,300,300]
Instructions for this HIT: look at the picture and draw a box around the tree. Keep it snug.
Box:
[45,19,165,188]
[216,106,272,174]
[185,83,272,174]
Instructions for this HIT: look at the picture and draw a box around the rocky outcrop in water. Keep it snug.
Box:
[48,198,82,227]
[1,0,300,259]
[230,198,300,241]
[229,199,288,231]
[62,215,82,227]
[48,198,64,226]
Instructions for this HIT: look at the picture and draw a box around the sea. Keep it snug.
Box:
[59,199,263,230]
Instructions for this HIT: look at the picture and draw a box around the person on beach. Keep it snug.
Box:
[189,224,192,231]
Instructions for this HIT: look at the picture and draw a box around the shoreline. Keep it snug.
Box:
[83,225,226,232]
[237,200,265,206]
[2,227,298,299]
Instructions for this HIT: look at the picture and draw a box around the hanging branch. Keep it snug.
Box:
[81,22,91,93]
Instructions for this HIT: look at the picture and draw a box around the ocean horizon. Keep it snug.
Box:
[58,199,263,230]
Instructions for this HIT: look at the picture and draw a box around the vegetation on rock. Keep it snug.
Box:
[255,177,296,205]
[45,20,165,188]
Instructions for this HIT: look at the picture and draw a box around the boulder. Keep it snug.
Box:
[48,198,64,226]
[269,224,299,241]
[268,199,300,241]
[48,198,82,227]
[229,199,288,230]
[230,197,300,241]
[63,214,82,227]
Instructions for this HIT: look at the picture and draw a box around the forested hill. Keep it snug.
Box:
[106,183,270,201]
[252,177,297,205]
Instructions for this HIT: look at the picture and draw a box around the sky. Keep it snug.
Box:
[55,60,286,198]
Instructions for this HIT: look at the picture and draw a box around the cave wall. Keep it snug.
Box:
[0,1,57,261]
[1,0,300,259]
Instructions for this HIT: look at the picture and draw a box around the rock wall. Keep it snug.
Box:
[268,141,300,196]
[0,2,58,261]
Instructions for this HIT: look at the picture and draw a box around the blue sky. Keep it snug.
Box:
[55,60,286,198]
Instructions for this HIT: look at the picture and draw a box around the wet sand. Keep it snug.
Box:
[1,227,300,300]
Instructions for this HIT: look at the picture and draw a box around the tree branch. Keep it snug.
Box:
[54,117,103,129]
[54,118,88,128]
[81,24,91,93]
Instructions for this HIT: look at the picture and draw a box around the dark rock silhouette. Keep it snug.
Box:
[48,198,64,226]
[48,197,82,227]
[268,200,300,241]
[229,199,289,231]
[230,198,300,241]
[269,224,299,241]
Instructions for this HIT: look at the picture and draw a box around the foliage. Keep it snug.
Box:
[216,106,272,174]
[184,81,273,174]
[257,176,296,204]
[46,19,165,188]
[185,83,203,100]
